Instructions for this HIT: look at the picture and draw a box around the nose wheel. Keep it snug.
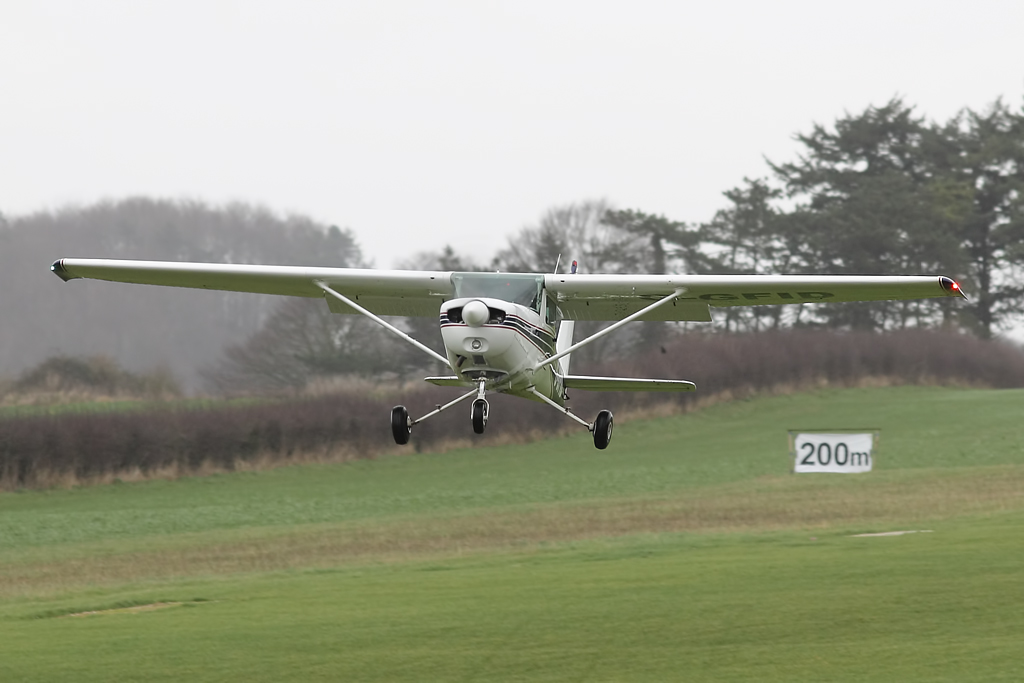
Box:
[472,398,489,434]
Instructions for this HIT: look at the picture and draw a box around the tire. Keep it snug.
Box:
[391,405,411,445]
[593,410,613,450]
[472,399,488,434]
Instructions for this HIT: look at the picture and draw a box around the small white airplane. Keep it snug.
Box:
[50,257,966,449]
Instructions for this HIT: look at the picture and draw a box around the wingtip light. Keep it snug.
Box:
[940,276,967,299]
[50,258,75,282]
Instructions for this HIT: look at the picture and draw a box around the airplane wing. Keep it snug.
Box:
[545,273,965,321]
[51,258,455,317]
[51,259,964,321]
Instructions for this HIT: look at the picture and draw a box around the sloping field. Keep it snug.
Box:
[1,386,1023,681]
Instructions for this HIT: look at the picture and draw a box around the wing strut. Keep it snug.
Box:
[528,387,593,429]
[535,288,684,372]
[316,281,451,367]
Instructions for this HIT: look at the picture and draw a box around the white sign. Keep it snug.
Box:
[791,432,876,473]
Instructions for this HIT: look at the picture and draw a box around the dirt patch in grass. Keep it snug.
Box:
[27,598,212,619]
[850,530,935,537]
[63,602,184,617]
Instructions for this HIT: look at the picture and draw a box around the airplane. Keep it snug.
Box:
[50,257,966,449]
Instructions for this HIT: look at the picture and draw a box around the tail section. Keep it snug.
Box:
[563,375,696,392]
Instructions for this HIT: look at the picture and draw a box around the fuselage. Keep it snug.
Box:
[438,273,565,403]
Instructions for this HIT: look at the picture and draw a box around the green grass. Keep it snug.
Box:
[1,386,1023,681]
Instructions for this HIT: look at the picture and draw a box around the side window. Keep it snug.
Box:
[544,296,559,327]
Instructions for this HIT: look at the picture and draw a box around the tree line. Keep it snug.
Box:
[0,199,365,391]
[485,98,1024,339]
[2,97,1021,394]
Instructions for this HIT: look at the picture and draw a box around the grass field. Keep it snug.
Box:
[2,385,1023,681]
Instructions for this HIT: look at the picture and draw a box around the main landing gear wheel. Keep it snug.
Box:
[391,405,411,445]
[472,398,489,434]
[593,410,613,450]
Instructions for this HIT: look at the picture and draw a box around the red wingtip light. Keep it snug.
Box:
[940,276,967,299]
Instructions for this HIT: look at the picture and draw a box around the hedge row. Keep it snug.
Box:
[3,329,1022,488]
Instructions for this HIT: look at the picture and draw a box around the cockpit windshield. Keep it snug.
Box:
[451,273,544,312]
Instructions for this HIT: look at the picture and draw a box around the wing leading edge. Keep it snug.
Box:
[51,258,455,317]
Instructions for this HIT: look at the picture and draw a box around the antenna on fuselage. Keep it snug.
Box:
[553,254,561,275]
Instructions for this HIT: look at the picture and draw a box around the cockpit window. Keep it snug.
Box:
[451,273,544,312]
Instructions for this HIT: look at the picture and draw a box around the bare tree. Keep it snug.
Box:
[202,297,439,394]
[493,199,640,274]
[492,200,658,364]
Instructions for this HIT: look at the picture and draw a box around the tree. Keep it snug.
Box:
[403,244,484,273]
[699,178,792,331]
[601,209,706,275]
[0,198,366,390]
[202,298,437,394]
[769,99,969,331]
[601,209,706,344]
[493,199,630,274]
[935,100,1024,338]
[493,200,651,362]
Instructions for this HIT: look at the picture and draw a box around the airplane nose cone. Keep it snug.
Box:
[463,300,489,327]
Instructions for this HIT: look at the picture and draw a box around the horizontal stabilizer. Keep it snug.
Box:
[563,375,696,392]
[424,376,472,387]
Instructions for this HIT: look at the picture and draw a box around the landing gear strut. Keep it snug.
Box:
[390,379,491,445]
[527,387,614,450]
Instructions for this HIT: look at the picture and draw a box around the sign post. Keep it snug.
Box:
[788,430,879,473]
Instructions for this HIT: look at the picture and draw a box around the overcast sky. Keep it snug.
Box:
[2,1,1023,268]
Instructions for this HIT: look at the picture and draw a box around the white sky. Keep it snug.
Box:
[2,1,1023,268]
